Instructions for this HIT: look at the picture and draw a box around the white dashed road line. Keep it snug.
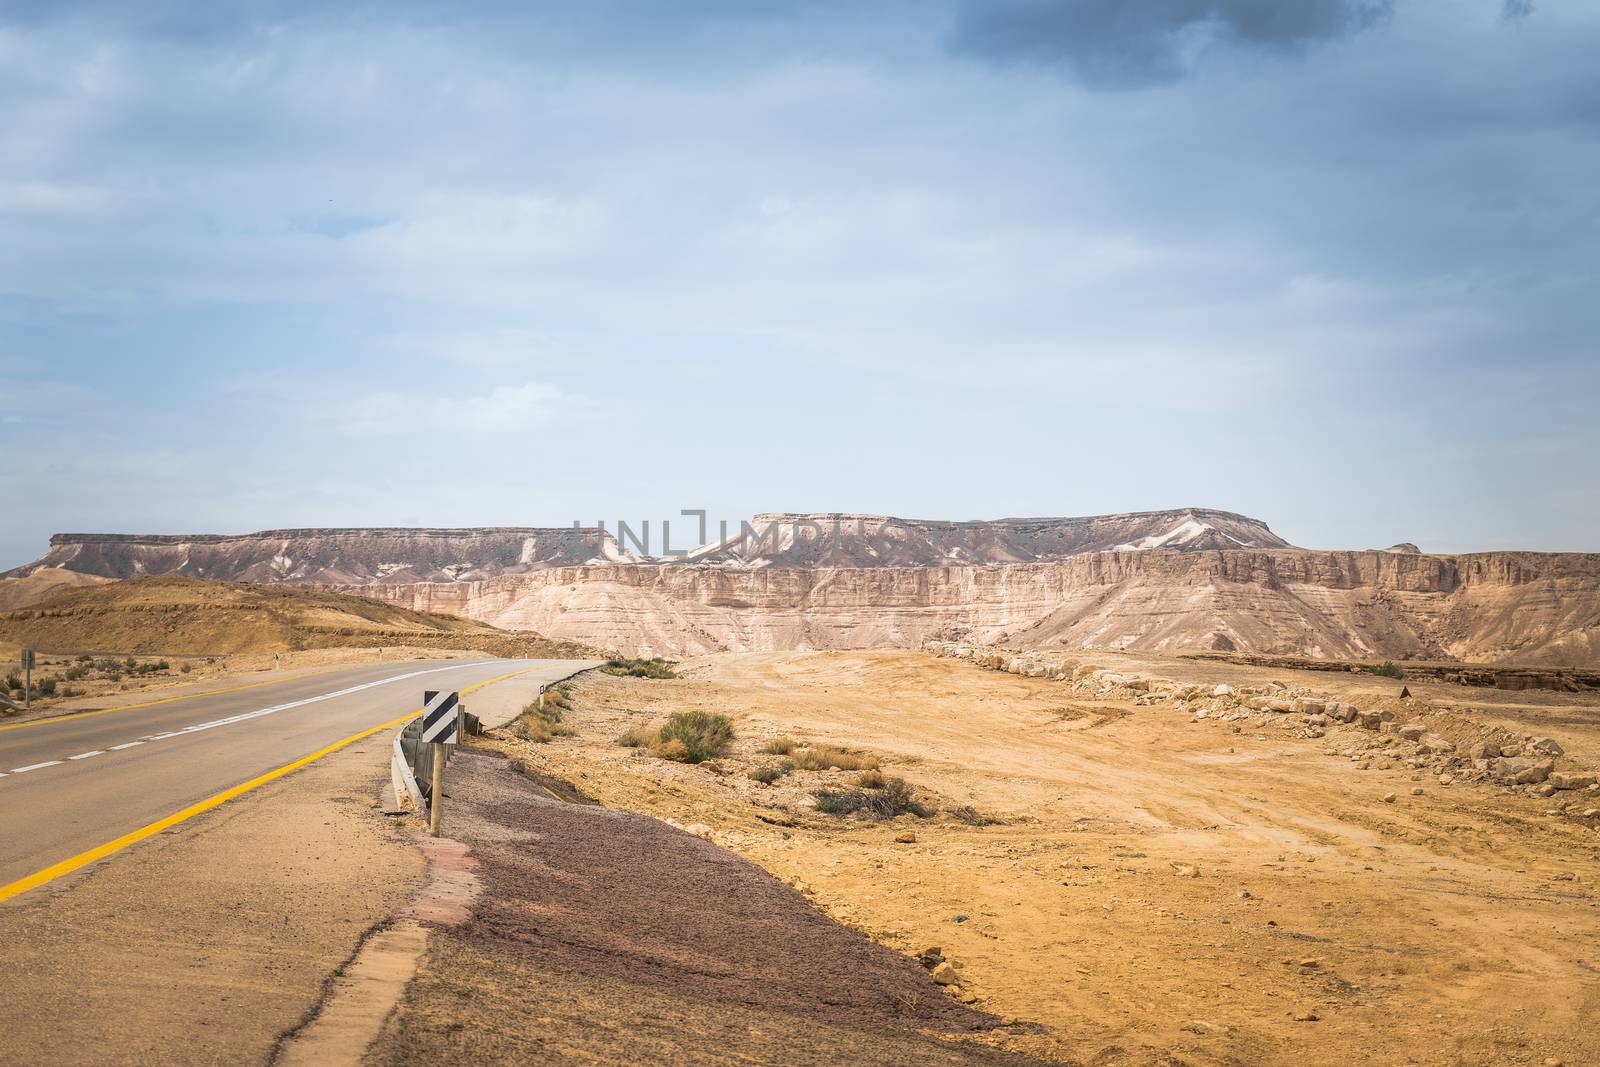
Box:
[0,661,494,786]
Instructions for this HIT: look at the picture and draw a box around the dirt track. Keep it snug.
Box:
[485,651,1600,1066]
[369,747,1048,1066]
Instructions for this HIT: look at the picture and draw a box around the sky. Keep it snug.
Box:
[2,0,1597,568]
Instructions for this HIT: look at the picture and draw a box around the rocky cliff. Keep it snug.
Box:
[340,548,1600,664]
[8,512,1599,665]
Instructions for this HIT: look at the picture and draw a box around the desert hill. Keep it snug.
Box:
[0,576,594,658]
[6,510,1599,665]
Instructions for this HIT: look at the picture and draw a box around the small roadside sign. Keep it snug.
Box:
[21,649,34,671]
[421,690,461,745]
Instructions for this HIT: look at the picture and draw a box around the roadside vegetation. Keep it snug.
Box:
[601,657,677,679]
[615,710,735,764]
[4,654,187,703]
[1367,660,1405,679]
[514,683,578,743]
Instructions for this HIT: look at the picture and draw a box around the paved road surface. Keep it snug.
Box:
[0,658,594,894]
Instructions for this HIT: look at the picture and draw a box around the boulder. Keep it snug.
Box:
[1468,741,1501,761]
[1417,734,1456,755]
[1493,757,1554,785]
[930,961,960,986]
[1329,703,1359,723]
[1398,723,1427,742]
[1531,737,1565,757]
[1549,772,1597,791]
[1357,711,1383,731]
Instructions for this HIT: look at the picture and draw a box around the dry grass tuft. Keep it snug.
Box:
[790,745,880,772]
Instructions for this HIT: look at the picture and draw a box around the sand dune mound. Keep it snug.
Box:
[0,576,593,658]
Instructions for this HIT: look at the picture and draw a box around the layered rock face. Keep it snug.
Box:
[346,548,1600,663]
[21,527,629,584]
[9,511,1600,665]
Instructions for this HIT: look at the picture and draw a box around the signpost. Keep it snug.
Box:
[21,648,34,713]
[421,690,461,836]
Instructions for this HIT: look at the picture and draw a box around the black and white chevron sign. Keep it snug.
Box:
[421,690,461,744]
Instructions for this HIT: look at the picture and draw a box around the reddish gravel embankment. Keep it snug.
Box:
[369,748,1048,1066]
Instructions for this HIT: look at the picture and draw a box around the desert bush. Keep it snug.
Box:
[35,678,57,697]
[762,737,799,755]
[855,769,887,789]
[615,723,658,748]
[1367,661,1405,680]
[601,657,677,679]
[948,805,1002,826]
[180,663,192,673]
[750,761,794,785]
[76,654,92,664]
[63,665,88,681]
[656,711,734,763]
[657,737,690,761]
[124,656,136,669]
[515,694,569,744]
[791,745,879,772]
[812,777,931,819]
[3,672,21,691]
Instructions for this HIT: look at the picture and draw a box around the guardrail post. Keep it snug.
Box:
[428,742,445,836]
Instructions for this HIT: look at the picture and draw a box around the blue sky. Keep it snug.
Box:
[2,0,1597,567]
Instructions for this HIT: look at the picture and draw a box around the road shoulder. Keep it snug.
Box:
[0,730,424,1067]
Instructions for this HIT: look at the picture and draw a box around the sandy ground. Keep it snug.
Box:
[0,726,422,1066]
[494,651,1600,1067]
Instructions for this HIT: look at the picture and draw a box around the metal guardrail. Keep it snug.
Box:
[393,706,481,812]
[388,675,580,816]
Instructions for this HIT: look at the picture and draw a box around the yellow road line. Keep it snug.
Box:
[0,664,363,733]
[0,665,537,906]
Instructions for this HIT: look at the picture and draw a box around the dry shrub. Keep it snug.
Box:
[516,693,569,744]
[855,769,887,789]
[813,777,932,819]
[656,711,734,763]
[762,737,799,755]
[749,759,794,785]
[600,657,677,679]
[614,723,657,748]
[791,745,879,772]
[948,805,1002,826]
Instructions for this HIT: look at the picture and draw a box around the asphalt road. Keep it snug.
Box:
[0,657,595,893]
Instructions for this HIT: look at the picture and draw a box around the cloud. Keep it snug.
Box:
[947,0,1393,87]
[340,381,573,436]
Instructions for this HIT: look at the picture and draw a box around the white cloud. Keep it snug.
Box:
[340,381,573,436]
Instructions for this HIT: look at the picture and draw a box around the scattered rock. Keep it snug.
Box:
[894,830,918,844]
[1171,864,1199,878]
[1398,723,1427,742]
[1293,1010,1321,1022]
[1469,741,1502,761]
[1382,792,1397,803]
[1411,787,1424,796]
[930,961,960,986]
[1549,772,1597,791]
[1531,737,1565,757]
